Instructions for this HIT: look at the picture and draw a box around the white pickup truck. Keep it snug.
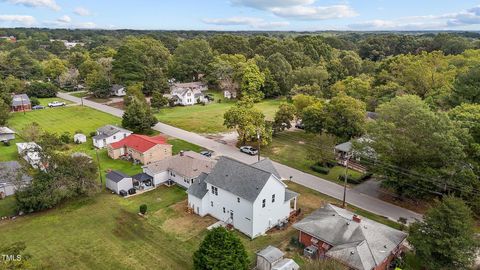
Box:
[48,101,66,107]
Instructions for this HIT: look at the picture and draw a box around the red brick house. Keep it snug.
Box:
[293,204,407,270]
[107,134,172,165]
[11,94,31,112]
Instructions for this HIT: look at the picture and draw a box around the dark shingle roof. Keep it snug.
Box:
[106,170,130,183]
[11,94,31,106]
[96,125,131,137]
[187,172,209,198]
[111,84,124,91]
[293,204,407,270]
[284,189,298,202]
[204,156,274,202]
[252,158,281,179]
[132,173,152,182]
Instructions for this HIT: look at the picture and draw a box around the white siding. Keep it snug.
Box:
[188,194,209,217]
[0,133,15,142]
[252,176,291,238]
[205,183,254,237]
[93,131,132,149]
[0,184,16,196]
[106,178,133,194]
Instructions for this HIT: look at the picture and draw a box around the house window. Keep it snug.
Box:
[262,199,266,208]
[211,186,218,195]
[237,197,240,203]
[223,207,225,213]
[230,211,234,219]
[211,201,213,207]
[113,135,116,140]
[272,194,275,203]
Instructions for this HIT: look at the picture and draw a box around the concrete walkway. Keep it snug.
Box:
[58,92,423,223]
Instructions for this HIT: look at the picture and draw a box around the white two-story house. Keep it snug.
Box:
[93,125,132,148]
[165,82,208,106]
[187,157,298,239]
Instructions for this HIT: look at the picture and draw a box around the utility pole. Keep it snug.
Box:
[256,129,261,162]
[21,96,26,115]
[95,149,103,186]
[81,96,84,107]
[342,153,351,208]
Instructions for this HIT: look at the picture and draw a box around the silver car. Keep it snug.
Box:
[240,146,258,155]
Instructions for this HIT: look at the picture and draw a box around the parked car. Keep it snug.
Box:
[240,146,258,155]
[295,121,305,129]
[48,101,66,107]
[32,105,45,110]
[200,150,212,157]
[205,94,215,101]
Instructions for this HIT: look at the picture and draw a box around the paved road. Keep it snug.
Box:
[58,92,423,223]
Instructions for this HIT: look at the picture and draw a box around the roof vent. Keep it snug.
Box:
[256,186,259,190]
[346,222,351,225]
[350,251,355,255]
[384,245,387,249]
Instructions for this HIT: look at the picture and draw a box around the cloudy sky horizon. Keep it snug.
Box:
[0,0,480,31]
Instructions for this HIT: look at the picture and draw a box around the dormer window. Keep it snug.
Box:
[262,199,266,208]
[272,194,275,203]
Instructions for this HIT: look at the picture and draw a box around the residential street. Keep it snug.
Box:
[58,92,423,223]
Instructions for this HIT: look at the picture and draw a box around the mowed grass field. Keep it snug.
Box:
[155,92,284,134]
[0,179,402,270]
[264,131,362,185]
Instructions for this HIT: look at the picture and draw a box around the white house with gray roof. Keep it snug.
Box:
[293,204,407,270]
[106,170,133,194]
[187,157,298,239]
[93,125,132,148]
[0,161,32,198]
[165,82,208,106]
[0,127,15,142]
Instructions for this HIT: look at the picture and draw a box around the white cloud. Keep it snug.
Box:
[203,16,289,29]
[230,0,357,20]
[74,7,91,16]
[4,0,60,11]
[0,14,36,26]
[271,4,357,20]
[75,21,96,29]
[350,5,480,30]
[57,15,71,23]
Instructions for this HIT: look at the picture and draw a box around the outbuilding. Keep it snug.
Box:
[74,133,87,144]
[256,245,299,270]
[0,127,15,142]
[106,170,133,195]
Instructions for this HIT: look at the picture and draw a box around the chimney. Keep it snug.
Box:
[180,150,184,156]
[352,215,361,223]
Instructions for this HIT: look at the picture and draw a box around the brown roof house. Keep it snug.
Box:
[293,204,407,270]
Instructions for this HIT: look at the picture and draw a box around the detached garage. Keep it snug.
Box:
[106,170,133,195]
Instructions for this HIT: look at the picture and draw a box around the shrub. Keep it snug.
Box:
[139,204,147,214]
[311,164,330,174]
[59,132,71,144]
[337,174,361,184]
[89,131,97,137]
[3,141,10,146]
[30,97,40,106]
[325,160,337,168]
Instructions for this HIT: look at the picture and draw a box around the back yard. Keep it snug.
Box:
[0,180,402,270]
[155,91,283,134]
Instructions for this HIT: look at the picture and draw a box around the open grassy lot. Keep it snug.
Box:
[263,130,362,185]
[1,106,204,180]
[155,92,284,134]
[0,179,403,270]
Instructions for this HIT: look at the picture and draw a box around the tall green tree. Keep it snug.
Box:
[452,65,480,105]
[240,59,265,102]
[193,227,249,270]
[266,52,292,96]
[273,103,296,133]
[169,39,213,81]
[0,98,10,126]
[86,70,111,98]
[323,94,366,140]
[409,197,478,269]
[122,98,158,133]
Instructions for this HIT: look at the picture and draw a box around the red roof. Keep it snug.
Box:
[109,134,169,153]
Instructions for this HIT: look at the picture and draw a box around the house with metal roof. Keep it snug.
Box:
[0,127,15,142]
[11,94,31,112]
[187,156,298,239]
[92,125,132,148]
[142,150,215,188]
[107,134,172,165]
[0,161,32,198]
[293,204,407,270]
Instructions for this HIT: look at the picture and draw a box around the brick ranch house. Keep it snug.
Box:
[107,134,172,165]
[293,204,407,270]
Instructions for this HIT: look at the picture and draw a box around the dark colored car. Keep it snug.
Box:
[200,150,212,157]
[32,105,45,110]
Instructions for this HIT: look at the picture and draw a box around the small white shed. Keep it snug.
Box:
[0,127,15,142]
[256,246,299,270]
[106,171,133,194]
[74,133,87,144]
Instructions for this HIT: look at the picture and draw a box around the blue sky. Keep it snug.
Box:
[0,0,480,31]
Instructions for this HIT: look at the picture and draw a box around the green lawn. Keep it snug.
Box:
[71,91,89,98]
[263,130,362,185]
[0,138,21,162]
[155,92,284,133]
[36,97,73,107]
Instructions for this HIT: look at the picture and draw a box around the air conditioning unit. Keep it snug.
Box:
[303,245,318,259]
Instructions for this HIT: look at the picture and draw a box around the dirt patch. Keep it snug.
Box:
[270,147,281,155]
[161,201,217,240]
[108,101,124,110]
[205,132,238,147]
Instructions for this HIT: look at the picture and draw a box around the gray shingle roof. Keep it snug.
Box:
[11,94,30,106]
[132,173,152,182]
[96,125,131,137]
[256,245,284,263]
[334,142,352,153]
[0,161,32,185]
[0,127,15,134]
[187,172,209,198]
[252,158,281,179]
[204,156,274,202]
[144,151,215,178]
[111,84,124,92]
[293,204,407,270]
[284,189,298,202]
[106,170,130,183]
